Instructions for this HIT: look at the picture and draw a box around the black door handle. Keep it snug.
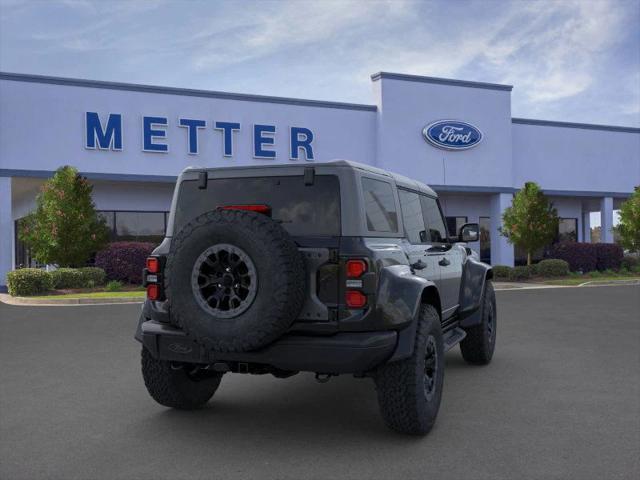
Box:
[410,259,427,271]
[439,257,450,267]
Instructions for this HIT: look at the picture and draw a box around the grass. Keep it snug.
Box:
[30,290,146,299]
[542,275,640,286]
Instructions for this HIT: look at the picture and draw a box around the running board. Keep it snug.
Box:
[443,327,467,352]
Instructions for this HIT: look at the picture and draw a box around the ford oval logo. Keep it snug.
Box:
[423,120,483,150]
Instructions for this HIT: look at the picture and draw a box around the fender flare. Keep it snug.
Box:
[378,265,441,362]
[458,257,493,328]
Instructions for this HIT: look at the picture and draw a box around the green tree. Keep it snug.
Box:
[614,186,640,252]
[19,166,110,267]
[500,182,559,265]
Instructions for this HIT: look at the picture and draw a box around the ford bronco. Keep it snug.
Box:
[135,160,496,435]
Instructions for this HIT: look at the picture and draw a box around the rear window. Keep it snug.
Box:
[361,177,398,233]
[173,175,341,237]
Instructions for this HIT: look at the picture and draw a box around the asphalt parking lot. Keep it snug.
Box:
[0,285,638,480]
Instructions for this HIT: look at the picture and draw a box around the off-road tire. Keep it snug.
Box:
[165,209,305,352]
[374,304,444,435]
[141,347,223,409]
[460,280,496,365]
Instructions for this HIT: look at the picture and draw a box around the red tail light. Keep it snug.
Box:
[220,204,271,215]
[346,290,367,308]
[146,257,160,274]
[346,259,367,278]
[147,284,160,301]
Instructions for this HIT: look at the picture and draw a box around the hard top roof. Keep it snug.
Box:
[184,160,437,197]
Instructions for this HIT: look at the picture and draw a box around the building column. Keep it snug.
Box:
[490,192,514,266]
[600,197,614,243]
[582,211,591,243]
[0,177,14,292]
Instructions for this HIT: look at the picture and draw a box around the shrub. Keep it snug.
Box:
[49,268,84,289]
[528,263,540,276]
[621,255,639,271]
[594,243,623,271]
[492,265,512,278]
[537,259,570,277]
[508,266,531,281]
[7,268,52,296]
[78,267,106,287]
[95,242,156,284]
[106,280,123,292]
[549,242,597,272]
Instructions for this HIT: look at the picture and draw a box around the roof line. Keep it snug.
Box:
[0,72,378,112]
[0,169,178,183]
[512,117,640,134]
[371,72,513,91]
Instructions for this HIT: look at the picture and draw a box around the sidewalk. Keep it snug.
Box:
[0,293,144,306]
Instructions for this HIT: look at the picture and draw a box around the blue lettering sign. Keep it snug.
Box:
[290,127,314,160]
[85,112,122,150]
[214,121,241,157]
[254,124,276,158]
[143,116,169,152]
[178,118,206,155]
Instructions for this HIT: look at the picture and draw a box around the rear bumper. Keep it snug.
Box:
[136,318,397,374]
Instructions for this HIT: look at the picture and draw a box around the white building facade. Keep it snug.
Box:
[1,71,639,290]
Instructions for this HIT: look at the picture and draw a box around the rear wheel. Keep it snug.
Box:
[374,304,444,435]
[460,280,496,365]
[141,347,223,409]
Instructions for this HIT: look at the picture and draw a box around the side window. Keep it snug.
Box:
[361,177,398,233]
[398,189,426,243]
[420,195,448,243]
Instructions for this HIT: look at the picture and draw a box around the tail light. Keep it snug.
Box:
[345,258,368,308]
[146,284,160,301]
[346,290,367,308]
[144,256,164,301]
[346,259,367,278]
[220,204,271,215]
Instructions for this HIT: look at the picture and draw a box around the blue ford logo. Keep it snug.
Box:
[423,120,483,150]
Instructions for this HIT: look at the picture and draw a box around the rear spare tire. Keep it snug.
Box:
[165,209,305,352]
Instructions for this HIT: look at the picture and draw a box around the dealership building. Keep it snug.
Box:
[1,71,639,290]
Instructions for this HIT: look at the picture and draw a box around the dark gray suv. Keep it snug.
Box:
[135,160,496,435]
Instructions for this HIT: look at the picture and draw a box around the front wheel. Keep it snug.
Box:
[373,304,444,435]
[141,347,223,409]
[460,280,497,365]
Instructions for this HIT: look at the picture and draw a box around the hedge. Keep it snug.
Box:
[95,242,156,284]
[537,259,569,277]
[549,242,597,272]
[594,243,623,271]
[78,267,106,286]
[621,255,640,271]
[508,266,531,281]
[492,265,512,278]
[50,268,85,289]
[7,268,53,296]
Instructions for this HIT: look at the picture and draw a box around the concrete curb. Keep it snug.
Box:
[0,293,144,306]
[494,279,640,290]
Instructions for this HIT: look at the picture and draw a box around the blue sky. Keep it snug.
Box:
[1,0,639,127]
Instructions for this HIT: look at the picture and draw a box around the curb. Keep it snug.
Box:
[494,279,640,290]
[0,293,144,306]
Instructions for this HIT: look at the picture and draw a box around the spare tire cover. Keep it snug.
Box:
[165,209,305,352]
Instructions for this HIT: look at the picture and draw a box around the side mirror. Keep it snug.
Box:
[459,223,479,243]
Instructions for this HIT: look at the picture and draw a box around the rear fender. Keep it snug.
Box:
[458,257,492,328]
[378,265,440,362]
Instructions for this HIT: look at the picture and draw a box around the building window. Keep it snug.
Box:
[98,210,168,243]
[420,196,448,243]
[399,189,426,244]
[361,177,398,233]
[446,216,468,238]
[479,217,491,264]
[558,218,578,243]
